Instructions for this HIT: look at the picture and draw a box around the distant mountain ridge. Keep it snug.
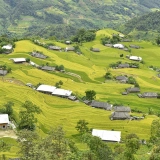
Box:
[1,0,160,37]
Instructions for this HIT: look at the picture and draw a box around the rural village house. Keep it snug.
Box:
[138,92,158,98]
[114,106,131,112]
[92,129,121,142]
[65,47,75,52]
[31,51,48,59]
[129,56,142,61]
[111,106,131,120]
[111,112,130,120]
[2,44,13,54]
[118,63,130,68]
[113,44,124,49]
[36,84,73,98]
[0,114,9,129]
[11,58,26,63]
[129,44,140,49]
[48,46,61,50]
[91,48,100,52]
[90,100,112,110]
[39,66,55,71]
[125,87,140,93]
[0,69,8,76]
[116,75,128,83]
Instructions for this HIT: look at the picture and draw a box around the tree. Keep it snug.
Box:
[85,90,96,100]
[150,119,160,143]
[26,58,30,62]
[124,133,140,160]
[82,133,113,160]
[4,101,14,116]
[17,126,80,160]
[18,101,42,130]
[105,72,112,80]
[156,36,160,45]
[150,145,160,160]
[75,120,89,135]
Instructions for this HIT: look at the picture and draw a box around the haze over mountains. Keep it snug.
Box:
[1,0,160,37]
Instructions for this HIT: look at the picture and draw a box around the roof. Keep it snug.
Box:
[11,58,26,63]
[126,87,140,93]
[129,56,142,61]
[66,47,75,51]
[92,129,121,142]
[118,63,129,68]
[90,100,112,110]
[31,52,47,59]
[52,88,72,97]
[116,76,128,81]
[68,96,77,100]
[114,106,131,112]
[0,70,7,75]
[141,92,158,97]
[113,44,124,49]
[40,66,55,71]
[92,48,100,52]
[0,114,9,124]
[2,44,12,50]
[129,45,140,49]
[36,85,56,93]
[48,46,61,50]
[105,44,113,47]
[111,112,130,119]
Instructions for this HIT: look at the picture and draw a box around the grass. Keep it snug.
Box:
[1,29,160,158]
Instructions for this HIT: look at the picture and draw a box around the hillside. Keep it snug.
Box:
[0,29,160,159]
[119,11,160,40]
[1,0,160,37]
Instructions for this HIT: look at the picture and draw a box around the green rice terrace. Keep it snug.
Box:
[0,29,160,159]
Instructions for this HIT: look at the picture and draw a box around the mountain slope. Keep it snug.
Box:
[1,0,160,37]
[119,11,160,40]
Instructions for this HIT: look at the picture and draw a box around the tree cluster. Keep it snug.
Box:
[71,29,96,43]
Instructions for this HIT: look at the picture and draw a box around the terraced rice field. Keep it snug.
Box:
[0,29,160,158]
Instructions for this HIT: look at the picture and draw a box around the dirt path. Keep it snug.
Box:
[0,130,17,139]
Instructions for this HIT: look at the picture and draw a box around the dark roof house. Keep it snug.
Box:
[91,48,100,52]
[129,45,140,49]
[118,63,130,68]
[0,70,7,76]
[31,52,47,59]
[90,100,112,110]
[48,46,61,50]
[111,112,130,120]
[116,75,128,83]
[40,66,55,71]
[139,92,158,98]
[126,87,140,93]
[114,106,131,112]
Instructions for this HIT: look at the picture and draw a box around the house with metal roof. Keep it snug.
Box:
[92,129,121,142]
[113,44,124,49]
[0,114,9,129]
[11,58,26,63]
[52,88,72,97]
[129,56,142,61]
[36,85,56,94]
